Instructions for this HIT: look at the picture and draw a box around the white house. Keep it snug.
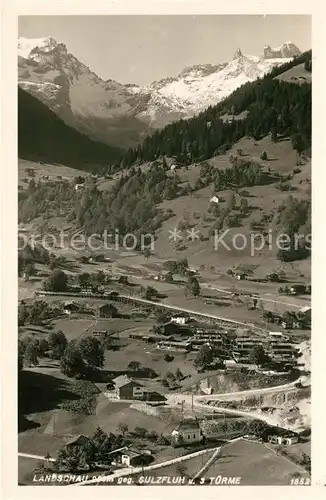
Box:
[225,359,237,367]
[171,316,187,325]
[171,418,203,446]
[268,435,283,445]
[170,164,176,171]
[120,449,152,467]
[75,183,85,191]
[210,196,219,204]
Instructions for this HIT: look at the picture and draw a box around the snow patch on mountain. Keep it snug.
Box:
[136,53,293,126]
[263,41,301,59]
[18,36,303,141]
[18,37,58,59]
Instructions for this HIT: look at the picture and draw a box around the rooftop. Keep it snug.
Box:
[176,418,201,431]
[112,375,142,388]
[299,306,311,313]
[122,449,147,459]
[65,434,90,446]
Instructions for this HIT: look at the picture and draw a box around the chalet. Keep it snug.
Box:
[65,434,94,451]
[81,283,97,294]
[171,418,203,446]
[63,300,79,315]
[161,321,192,336]
[112,375,144,400]
[97,303,118,318]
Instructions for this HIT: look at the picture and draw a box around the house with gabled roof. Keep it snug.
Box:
[112,375,144,400]
[171,417,203,446]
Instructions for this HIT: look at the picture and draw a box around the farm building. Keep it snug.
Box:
[191,335,224,350]
[235,338,265,354]
[81,283,97,294]
[171,418,203,446]
[161,321,192,336]
[299,306,311,319]
[267,342,296,358]
[225,359,237,367]
[268,435,283,445]
[289,284,307,295]
[65,434,94,451]
[156,339,192,352]
[209,196,219,204]
[97,303,118,318]
[171,314,189,325]
[63,300,79,315]
[235,272,247,280]
[112,375,144,400]
[269,331,283,338]
[268,433,299,446]
[120,449,153,467]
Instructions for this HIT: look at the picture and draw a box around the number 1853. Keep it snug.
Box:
[290,477,311,486]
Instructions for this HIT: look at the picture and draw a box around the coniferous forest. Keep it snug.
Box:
[121,51,312,168]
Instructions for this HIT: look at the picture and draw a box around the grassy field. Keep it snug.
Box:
[18,456,52,485]
[19,135,311,288]
[143,448,217,480]
[203,439,310,485]
[275,63,312,85]
[150,136,311,281]
[102,339,198,393]
[18,159,88,188]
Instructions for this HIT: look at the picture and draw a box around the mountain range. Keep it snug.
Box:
[18,37,302,147]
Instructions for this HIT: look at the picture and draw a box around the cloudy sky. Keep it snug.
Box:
[19,15,311,86]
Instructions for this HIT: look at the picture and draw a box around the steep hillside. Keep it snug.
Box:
[17,51,311,281]
[18,37,150,148]
[18,87,121,171]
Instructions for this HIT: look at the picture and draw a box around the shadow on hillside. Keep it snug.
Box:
[18,413,41,433]
[18,370,79,416]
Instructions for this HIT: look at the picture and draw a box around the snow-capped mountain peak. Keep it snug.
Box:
[263,41,301,59]
[137,45,297,127]
[18,36,62,59]
[18,36,303,144]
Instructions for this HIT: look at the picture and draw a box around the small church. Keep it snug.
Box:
[171,417,203,446]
